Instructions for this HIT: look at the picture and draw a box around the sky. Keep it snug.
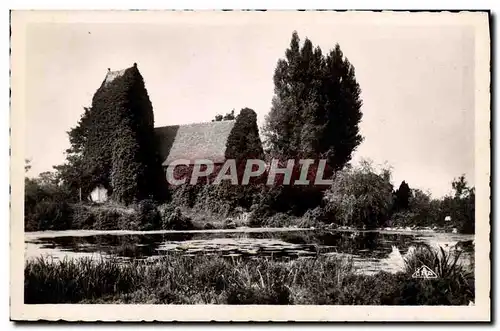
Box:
[23,12,476,198]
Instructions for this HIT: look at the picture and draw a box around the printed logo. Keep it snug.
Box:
[412,265,438,279]
[165,158,335,186]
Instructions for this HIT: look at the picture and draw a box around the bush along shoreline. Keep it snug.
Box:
[25,160,475,234]
[23,200,468,234]
[24,245,474,305]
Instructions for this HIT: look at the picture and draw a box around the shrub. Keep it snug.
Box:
[262,213,291,228]
[222,218,237,229]
[190,182,266,219]
[392,175,475,233]
[303,206,330,224]
[27,200,73,231]
[405,189,442,228]
[203,223,215,230]
[397,245,475,305]
[116,213,140,231]
[392,277,474,305]
[389,210,419,228]
[253,185,324,217]
[72,203,138,230]
[324,160,393,229]
[403,245,472,280]
[134,199,161,230]
[162,207,194,230]
[71,204,96,229]
[247,203,273,227]
[447,187,475,234]
[193,184,233,217]
[169,184,201,208]
[93,209,121,230]
[226,262,292,305]
[333,272,401,305]
[24,177,74,231]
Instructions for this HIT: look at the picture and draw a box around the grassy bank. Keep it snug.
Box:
[25,246,474,305]
[24,201,323,233]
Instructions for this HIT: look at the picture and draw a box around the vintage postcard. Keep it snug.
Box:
[10,10,491,322]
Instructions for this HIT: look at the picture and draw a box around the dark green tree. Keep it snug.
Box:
[225,108,264,163]
[25,159,31,173]
[319,44,363,171]
[212,109,236,122]
[263,31,363,172]
[24,166,73,231]
[223,109,236,120]
[263,31,303,158]
[212,114,223,122]
[450,175,475,234]
[394,180,411,211]
[53,107,92,199]
[452,175,469,199]
[204,108,265,210]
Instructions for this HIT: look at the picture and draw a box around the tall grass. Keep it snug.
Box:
[25,249,474,305]
[396,244,475,305]
[403,244,472,278]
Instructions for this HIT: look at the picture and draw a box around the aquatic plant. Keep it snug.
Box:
[398,244,474,305]
[403,244,471,279]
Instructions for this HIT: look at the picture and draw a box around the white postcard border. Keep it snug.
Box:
[9,10,491,322]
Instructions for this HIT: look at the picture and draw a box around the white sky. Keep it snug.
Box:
[23,12,475,197]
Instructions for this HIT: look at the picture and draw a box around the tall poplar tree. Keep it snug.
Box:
[263,31,363,172]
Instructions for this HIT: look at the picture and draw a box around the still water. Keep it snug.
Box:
[25,228,474,275]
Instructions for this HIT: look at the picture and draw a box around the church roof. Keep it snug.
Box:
[103,68,127,86]
[154,120,235,166]
[102,63,137,87]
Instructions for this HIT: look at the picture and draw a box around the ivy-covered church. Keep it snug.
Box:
[85,64,263,204]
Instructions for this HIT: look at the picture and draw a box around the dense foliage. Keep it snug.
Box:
[25,249,474,305]
[255,32,364,217]
[390,175,475,233]
[78,64,167,203]
[24,164,74,231]
[52,107,92,197]
[110,121,143,204]
[394,180,411,211]
[263,31,363,172]
[212,109,236,122]
[449,176,475,234]
[323,161,394,229]
[225,108,264,164]
[163,108,265,217]
[24,179,73,231]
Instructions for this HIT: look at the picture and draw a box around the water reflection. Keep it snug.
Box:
[25,229,475,275]
[26,230,448,260]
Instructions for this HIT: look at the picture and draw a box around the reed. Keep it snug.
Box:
[25,249,474,305]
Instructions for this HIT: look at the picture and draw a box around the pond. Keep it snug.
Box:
[25,228,474,275]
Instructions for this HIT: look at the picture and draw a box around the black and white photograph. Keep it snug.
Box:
[9,10,491,322]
